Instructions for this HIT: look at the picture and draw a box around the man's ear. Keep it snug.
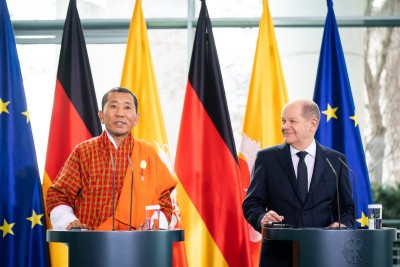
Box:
[134,113,140,126]
[310,118,319,132]
[98,110,104,124]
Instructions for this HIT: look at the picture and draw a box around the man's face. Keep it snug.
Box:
[98,92,139,139]
[281,102,316,150]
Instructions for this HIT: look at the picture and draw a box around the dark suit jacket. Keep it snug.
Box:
[243,141,355,233]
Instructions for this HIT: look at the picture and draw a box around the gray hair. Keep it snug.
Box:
[302,101,320,121]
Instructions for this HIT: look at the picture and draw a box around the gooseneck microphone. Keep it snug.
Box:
[110,153,116,231]
[338,157,357,230]
[127,156,134,231]
[325,157,341,229]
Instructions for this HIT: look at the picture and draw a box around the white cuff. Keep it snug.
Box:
[159,211,168,229]
[50,205,78,230]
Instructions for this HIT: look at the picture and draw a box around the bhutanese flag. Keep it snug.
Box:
[238,0,288,265]
[175,1,251,266]
[120,0,187,266]
[313,0,373,228]
[0,0,49,265]
[41,0,102,266]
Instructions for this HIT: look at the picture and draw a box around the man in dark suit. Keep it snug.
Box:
[242,99,355,267]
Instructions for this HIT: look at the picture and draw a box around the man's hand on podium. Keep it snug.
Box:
[261,209,285,227]
[328,222,348,229]
[66,219,87,230]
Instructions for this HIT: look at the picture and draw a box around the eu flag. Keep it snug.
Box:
[0,0,50,266]
[313,0,373,228]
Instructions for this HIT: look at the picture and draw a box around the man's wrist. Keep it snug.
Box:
[50,205,78,229]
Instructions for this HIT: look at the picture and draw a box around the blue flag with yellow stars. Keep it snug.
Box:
[0,0,50,266]
[313,0,373,228]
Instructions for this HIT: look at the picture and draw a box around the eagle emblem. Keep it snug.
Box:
[342,238,366,264]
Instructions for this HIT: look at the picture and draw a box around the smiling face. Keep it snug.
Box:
[281,100,319,150]
[98,91,139,146]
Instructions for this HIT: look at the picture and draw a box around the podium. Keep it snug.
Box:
[262,227,397,267]
[47,229,184,267]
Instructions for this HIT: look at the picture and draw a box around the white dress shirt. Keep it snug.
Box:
[290,140,316,191]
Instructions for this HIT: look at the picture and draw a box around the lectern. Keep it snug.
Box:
[262,227,397,267]
[47,229,184,267]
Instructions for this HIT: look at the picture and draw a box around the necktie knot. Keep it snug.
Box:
[297,151,308,160]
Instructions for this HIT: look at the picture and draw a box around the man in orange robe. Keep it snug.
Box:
[46,87,177,231]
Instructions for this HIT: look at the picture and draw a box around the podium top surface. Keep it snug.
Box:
[262,226,397,242]
[47,229,184,244]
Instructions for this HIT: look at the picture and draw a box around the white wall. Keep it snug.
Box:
[14,0,367,180]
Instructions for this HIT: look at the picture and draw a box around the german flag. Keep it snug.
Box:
[42,0,102,265]
[175,1,251,266]
[238,0,288,265]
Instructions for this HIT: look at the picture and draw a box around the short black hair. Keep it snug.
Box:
[101,87,138,112]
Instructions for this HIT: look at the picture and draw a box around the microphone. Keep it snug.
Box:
[110,153,116,231]
[325,157,341,229]
[127,155,134,231]
[338,157,357,230]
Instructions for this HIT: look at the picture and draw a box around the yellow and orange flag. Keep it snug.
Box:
[120,0,187,266]
[238,0,288,265]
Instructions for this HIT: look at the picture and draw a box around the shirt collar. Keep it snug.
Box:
[105,130,118,149]
[290,139,316,158]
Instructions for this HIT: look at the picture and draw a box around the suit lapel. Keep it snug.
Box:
[277,142,329,205]
[308,142,327,197]
[276,143,303,202]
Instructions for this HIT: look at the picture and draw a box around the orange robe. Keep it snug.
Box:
[98,138,177,230]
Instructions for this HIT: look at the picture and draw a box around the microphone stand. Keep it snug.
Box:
[338,157,357,230]
[326,157,341,229]
[128,156,134,231]
[110,153,116,231]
